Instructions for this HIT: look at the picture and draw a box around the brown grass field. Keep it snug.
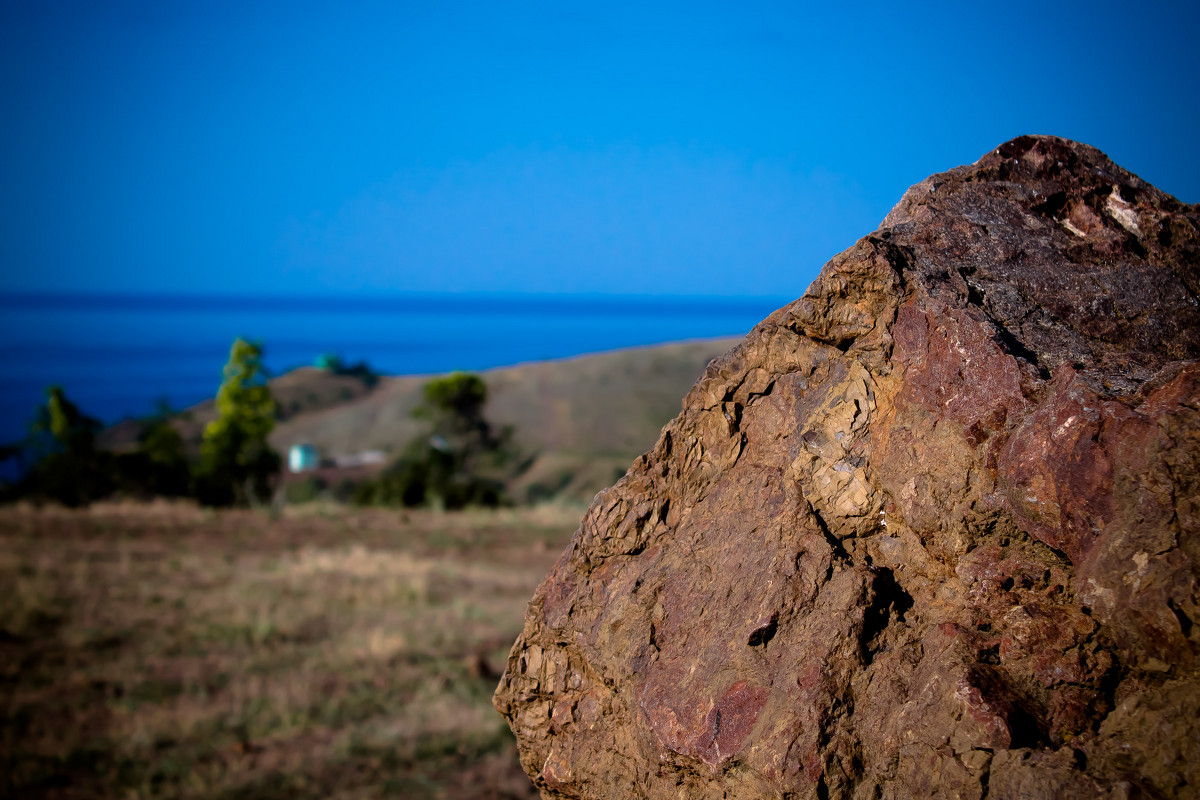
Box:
[0,501,582,799]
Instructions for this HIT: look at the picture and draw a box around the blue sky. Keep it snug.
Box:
[2,1,1197,299]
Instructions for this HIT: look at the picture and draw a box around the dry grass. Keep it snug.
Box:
[0,500,581,799]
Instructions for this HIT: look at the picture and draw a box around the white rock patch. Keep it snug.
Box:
[1105,186,1141,236]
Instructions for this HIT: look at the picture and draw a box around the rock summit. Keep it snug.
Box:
[494,136,1200,799]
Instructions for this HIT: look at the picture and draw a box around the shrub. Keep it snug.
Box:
[355,373,517,509]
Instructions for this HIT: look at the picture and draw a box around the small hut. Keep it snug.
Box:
[288,443,319,473]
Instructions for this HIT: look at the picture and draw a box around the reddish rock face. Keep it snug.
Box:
[494,136,1200,799]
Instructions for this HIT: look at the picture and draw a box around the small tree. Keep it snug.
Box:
[112,418,191,498]
[416,372,490,441]
[196,339,279,506]
[358,373,517,509]
[33,385,101,454]
[20,386,113,506]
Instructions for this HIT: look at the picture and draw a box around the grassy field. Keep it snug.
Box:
[0,501,582,799]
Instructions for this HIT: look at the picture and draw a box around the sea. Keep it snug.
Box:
[0,292,792,450]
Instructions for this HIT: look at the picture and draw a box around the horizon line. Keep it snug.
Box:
[0,289,798,316]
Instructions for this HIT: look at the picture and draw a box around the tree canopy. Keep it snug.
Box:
[357,372,520,509]
[31,385,101,455]
[196,339,280,506]
[415,372,489,437]
[15,386,112,505]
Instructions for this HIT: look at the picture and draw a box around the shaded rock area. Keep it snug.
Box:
[493,136,1200,799]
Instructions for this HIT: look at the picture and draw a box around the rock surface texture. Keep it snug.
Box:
[493,136,1200,799]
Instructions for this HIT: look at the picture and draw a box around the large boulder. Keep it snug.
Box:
[494,136,1200,799]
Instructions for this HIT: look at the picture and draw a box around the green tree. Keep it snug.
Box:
[357,373,518,509]
[195,339,280,506]
[32,385,101,454]
[113,418,191,498]
[19,386,113,506]
[415,372,490,440]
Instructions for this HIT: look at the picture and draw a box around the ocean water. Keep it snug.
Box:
[0,292,791,447]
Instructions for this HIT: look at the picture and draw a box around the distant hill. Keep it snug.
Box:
[97,367,379,455]
[100,337,741,503]
[273,337,740,502]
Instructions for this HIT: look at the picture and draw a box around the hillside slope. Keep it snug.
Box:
[101,338,741,503]
[271,338,739,501]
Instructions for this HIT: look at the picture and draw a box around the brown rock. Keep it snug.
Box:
[493,136,1200,799]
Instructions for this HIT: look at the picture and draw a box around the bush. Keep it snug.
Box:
[355,373,517,509]
[15,387,114,506]
[356,441,506,510]
[112,420,191,498]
